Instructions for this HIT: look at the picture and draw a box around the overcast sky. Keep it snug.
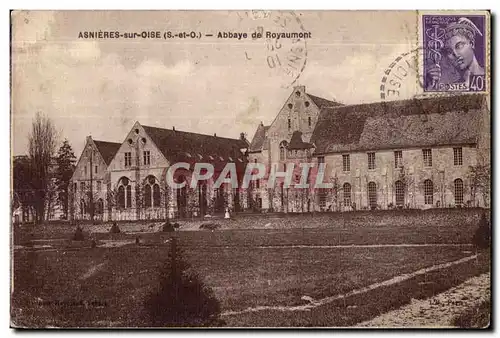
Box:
[11,10,420,157]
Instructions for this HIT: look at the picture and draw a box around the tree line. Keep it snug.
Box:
[12,112,76,224]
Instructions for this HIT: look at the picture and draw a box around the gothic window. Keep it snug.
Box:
[153,184,161,207]
[279,141,288,161]
[144,184,152,208]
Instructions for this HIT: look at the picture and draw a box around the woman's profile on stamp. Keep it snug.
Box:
[425,17,485,91]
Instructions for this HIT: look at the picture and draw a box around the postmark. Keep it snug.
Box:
[240,10,309,89]
[380,48,424,101]
[422,14,487,93]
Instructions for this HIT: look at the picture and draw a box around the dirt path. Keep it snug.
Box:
[356,272,490,328]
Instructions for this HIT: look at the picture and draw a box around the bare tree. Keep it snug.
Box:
[28,112,58,224]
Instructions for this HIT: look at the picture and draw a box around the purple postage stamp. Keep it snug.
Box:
[423,14,487,92]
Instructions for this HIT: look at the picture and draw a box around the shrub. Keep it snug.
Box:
[109,222,121,234]
[73,226,84,241]
[144,238,223,327]
[161,220,176,232]
[472,212,490,249]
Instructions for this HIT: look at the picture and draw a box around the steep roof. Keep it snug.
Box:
[142,125,248,170]
[93,140,121,165]
[288,131,314,150]
[306,93,343,108]
[249,123,270,152]
[312,94,485,154]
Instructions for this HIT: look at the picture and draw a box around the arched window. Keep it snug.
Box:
[368,182,377,209]
[395,180,405,206]
[279,141,288,161]
[424,179,433,205]
[117,177,132,209]
[343,183,351,207]
[126,186,132,208]
[142,176,160,209]
[81,199,86,215]
[454,178,464,205]
[153,184,161,207]
[118,186,125,208]
[144,184,152,208]
[96,199,104,215]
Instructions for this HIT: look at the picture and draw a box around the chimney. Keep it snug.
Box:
[240,132,246,141]
[260,121,264,126]
[86,135,92,143]
[173,126,175,131]
[214,133,217,137]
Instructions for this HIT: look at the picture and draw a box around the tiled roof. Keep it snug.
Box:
[94,140,121,165]
[249,123,270,152]
[288,131,314,150]
[306,93,343,108]
[312,94,485,154]
[142,125,248,170]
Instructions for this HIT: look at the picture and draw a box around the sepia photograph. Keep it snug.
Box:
[10,9,491,328]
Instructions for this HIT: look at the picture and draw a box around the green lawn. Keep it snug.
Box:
[11,227,487,327]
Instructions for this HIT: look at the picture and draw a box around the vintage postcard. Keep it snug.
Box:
[10,10,491,328]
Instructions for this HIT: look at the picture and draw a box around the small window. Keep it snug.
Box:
[423,149,432,167]
[141,137,147,144]
[305,101,310,107]
[394,151,403,168]
[317,156,325,164]
[80,181,85,192]
[135,128,139,134]
[342,154,350,172]
[367,152,376,170]
[128,138,133,145]
[96,180,102,193]
[84,165,87,175]
[308,116,312,127]
[453,148,463,166]
[288,103,293,109]
[125,152,132,167]
[288,118,291,130]
[295,91,301,97]
[95,165,98,174]
[143,150,151,165]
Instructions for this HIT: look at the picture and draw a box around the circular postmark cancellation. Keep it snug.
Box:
[380,48,425,101]
[241,10,308,89]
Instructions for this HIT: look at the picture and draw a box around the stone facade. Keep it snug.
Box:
[248,86,490,212]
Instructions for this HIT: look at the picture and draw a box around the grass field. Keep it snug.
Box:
[11,224,490,328]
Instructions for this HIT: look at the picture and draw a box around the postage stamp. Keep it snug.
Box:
[422,14,487,92]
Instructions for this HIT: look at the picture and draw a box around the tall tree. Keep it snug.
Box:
[28,112,57,224]
[12,156,35,222]
[55,139,76,219]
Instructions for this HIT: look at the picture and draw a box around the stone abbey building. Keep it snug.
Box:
[70,86,490,221]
